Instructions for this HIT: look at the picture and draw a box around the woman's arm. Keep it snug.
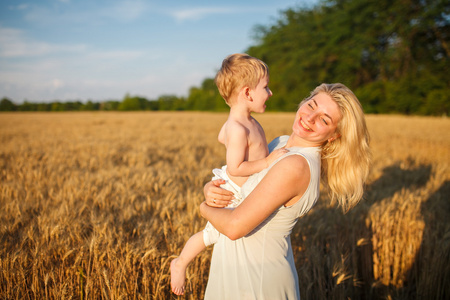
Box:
[200,155,310,240]
[203,179,235,208]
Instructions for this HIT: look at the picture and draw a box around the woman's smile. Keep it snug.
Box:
[299,118,313,132]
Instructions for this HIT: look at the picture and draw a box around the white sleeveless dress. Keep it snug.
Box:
[204,136,321,300]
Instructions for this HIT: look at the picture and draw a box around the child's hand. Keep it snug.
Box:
[265,147,289,167]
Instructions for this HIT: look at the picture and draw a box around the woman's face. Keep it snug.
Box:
[292,92,342,146]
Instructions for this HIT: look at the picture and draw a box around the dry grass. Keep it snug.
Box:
[0,112,449,299]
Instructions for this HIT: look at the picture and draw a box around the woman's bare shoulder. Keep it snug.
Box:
[270,154,310,188]
[274,154,309,173]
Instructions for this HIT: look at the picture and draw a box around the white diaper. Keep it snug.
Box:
[203,166,242,246]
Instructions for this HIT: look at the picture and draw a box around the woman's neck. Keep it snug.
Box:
[285,134,322,148]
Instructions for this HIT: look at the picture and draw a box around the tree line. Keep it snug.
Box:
[1,0,448,115]
[0,78,228,112]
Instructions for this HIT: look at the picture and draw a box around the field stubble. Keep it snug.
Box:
[0,112,449,299]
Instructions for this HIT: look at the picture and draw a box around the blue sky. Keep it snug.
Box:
[0,0,316,103]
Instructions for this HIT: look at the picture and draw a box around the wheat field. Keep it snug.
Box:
[1,112,449,299]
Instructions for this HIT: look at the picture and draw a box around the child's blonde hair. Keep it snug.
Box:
[215,53,269,105]
[304,83,372,212]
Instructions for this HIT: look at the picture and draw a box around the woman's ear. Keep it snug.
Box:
[328,133,341,143]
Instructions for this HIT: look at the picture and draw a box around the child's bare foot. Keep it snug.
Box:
[170,258,186,295]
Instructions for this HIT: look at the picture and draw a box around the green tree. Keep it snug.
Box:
[37,103,51,111]
[0,98,16,111]
[146,100,160,111]
[246,0,449,114]
[422,89,450,116]
[185,78,228,111]
[100,100,121,111]
[51,102,64,111]
[17,101,36,111]
[157,95,186,111]
[118,94,147,111]
[82,100,98,111]
[63,101,83,111]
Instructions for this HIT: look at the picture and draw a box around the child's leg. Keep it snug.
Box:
[170,231,206,295]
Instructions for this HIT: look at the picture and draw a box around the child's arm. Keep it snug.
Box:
[228,148,288,177]
[225,124,287,177]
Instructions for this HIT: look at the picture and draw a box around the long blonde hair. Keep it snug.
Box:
[306,83,371,212]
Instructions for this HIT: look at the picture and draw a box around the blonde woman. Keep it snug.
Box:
[200,83,371,299]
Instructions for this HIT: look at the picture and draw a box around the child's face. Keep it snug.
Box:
[249,75,272,113]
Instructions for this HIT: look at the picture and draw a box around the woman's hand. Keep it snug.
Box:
[203,179,234,207]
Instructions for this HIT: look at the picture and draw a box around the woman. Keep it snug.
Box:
[200,83,371,299]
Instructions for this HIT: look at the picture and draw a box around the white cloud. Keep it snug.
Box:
[169,7,235,22]
[22,0,148,26]
[50,78,65,90]
[85,50,144,61]
[0,26,87,58]
[8,4,29,10]
[102,0,148,22]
